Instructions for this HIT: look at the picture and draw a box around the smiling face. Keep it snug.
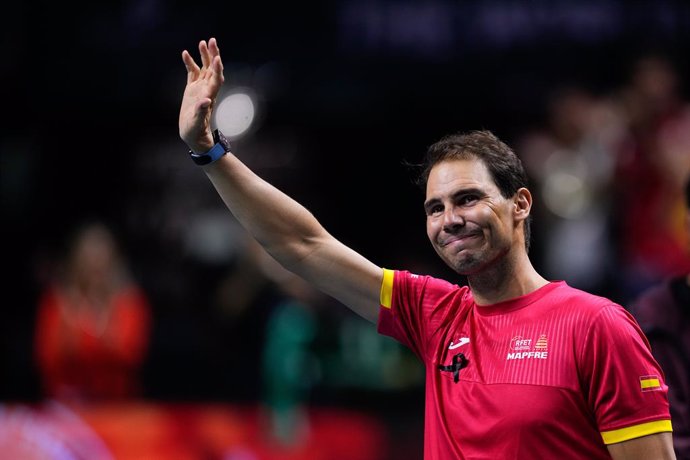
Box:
[425,158,522,275]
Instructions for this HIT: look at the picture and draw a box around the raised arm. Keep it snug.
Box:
[178,38,382,323]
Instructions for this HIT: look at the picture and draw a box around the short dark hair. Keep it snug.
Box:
[417,130,532,252]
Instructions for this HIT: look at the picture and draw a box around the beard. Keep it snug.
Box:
[435,245,484,275]
[449,252,486,275]
[435,239,510,276]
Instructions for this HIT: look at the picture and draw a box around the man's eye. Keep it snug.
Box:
[459,195,478,205]
[428,205,443,216]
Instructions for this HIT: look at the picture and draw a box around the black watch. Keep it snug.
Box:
[189,129,231,165]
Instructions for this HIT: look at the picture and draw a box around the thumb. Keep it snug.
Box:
[198,98,212,111]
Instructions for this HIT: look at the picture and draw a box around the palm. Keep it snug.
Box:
[179,38,224,151]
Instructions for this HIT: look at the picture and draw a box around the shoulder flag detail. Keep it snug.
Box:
[639,375,662,392]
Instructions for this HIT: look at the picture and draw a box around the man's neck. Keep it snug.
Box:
[467,252,548,306]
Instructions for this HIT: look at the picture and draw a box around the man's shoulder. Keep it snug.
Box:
[395,269,466,293]
[539,282,637,331]
[393,270,471,311]
[549,282,618,310]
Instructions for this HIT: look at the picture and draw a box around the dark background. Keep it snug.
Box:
[2,0,690,455]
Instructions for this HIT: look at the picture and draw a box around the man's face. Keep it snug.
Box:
[425,158,518,275]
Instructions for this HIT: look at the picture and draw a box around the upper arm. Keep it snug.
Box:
[607,432,676,460]
[284,233,384,324]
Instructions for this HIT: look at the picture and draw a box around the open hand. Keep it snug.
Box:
[179,38,224,153]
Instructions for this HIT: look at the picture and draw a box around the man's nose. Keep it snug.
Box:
[442,207,465,232]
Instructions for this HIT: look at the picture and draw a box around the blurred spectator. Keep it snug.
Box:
[196,224,286,404]
[34,221,152,403]
[628,174,690,459]
[516,84,625,295]
[255,245,321,448]
[212,233,418,454]
[610,53,690,301]
[0,400,115,460]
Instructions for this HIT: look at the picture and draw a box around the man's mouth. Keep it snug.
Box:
[440,233,479,248]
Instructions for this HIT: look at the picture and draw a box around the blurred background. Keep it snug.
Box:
[2,1,690,459]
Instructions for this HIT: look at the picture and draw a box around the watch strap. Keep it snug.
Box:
[188,129,231,166]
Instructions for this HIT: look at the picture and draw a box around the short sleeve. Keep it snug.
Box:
[377,269,464,364]
[579,304,673,444]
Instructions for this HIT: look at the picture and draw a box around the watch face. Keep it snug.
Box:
[213,129,231,152]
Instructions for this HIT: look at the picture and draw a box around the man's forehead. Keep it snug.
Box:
[426,158,496,193]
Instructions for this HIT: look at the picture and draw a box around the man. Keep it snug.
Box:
[628,176,690,459]
[178,38,675,459]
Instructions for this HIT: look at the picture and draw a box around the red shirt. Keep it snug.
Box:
[35,285,151,401]
[378,270,672,460]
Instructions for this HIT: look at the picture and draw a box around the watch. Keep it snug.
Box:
[189,129,231,165]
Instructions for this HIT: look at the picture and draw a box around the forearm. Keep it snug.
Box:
[202,152,328,271]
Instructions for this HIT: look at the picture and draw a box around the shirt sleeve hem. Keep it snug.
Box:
[380,268,394,309]
[601,419,673,445]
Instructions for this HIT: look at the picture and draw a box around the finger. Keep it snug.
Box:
[199,39,211,69]
[208,37,219,60]
[182,50,200,84]
[211,55,225,85]
[206,39,224,84]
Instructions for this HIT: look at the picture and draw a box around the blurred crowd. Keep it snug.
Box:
[517,52,690,302]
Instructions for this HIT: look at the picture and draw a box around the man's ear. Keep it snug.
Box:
[514,187,532,223]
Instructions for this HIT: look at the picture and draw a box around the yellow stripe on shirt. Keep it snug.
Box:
[380,268,394,309]
[601,420,673,445]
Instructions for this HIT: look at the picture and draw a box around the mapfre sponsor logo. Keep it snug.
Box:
[507,334,548,360]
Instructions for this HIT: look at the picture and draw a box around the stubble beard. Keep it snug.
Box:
[441,241,511,278]
[438,245,486,276]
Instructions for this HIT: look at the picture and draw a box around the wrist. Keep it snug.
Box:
[188,134,215,154]
[190,143,214,155]
[188,129,231,165]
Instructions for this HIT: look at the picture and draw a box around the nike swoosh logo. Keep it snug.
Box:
[449,337,470,349]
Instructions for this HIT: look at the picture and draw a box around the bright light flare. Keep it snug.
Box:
[214,90,256,139]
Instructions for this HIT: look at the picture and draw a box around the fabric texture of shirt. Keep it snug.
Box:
[378,270,672,460]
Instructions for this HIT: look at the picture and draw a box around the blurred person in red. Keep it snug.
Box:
[611,53,690,301]
[34,220,152,402]
[628,175,690,459]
